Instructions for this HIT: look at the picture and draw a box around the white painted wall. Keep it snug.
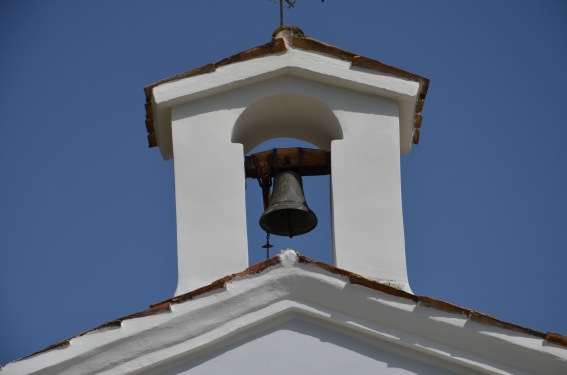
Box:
[331,104,408,288]
[171,106,248,294]
[5,251,566,374]
[170,75,409,294]
[157,319,463,375]
[152,46,421,159]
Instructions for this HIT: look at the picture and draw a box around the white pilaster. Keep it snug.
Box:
[171,105,248,295]
[149,42,423,294]
[331,102,409,291]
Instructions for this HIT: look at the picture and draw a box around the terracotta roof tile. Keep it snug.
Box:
[469,311,547,338]
[19,340,71,362]
[151,256,281,307]
[351,55,430,99]
[17,301,171,362]
[143,63,217,100]
[546,332,567,346]
[297,255,419,302]
[143,39,287,148]
[290,35,356,61]
[298,255,562,344]
[143,27,429,148]
[214,38,287,69]
[418,295,473,315]
[18,253,566,363]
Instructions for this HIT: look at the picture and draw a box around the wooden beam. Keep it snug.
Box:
[245,148,330,179]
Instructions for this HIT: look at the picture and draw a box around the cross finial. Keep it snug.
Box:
[273,0,325,28]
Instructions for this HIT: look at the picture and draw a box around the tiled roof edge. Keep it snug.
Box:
[296,254,419,302]
[16,302,172,362]
[351,54,429,145]
[143,39,287,148]
[417,297,554,341]
[297,255,566,346]
[215,39,287,69]
[469,311,546,338]
[546,332,567,346]
[18,340,71,362]
[13,257,282,363]
[14,253,567,364]
[290,35,357,61]
[288,34,429,145]
[143,30,431,149]
[151,256,282,307]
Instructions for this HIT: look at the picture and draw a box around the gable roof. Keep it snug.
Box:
[4,250,566,374]
[144,26,429,153]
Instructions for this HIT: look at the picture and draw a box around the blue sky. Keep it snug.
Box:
[1,0,566,365]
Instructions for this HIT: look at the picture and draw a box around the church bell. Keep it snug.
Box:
[259,171,318,238]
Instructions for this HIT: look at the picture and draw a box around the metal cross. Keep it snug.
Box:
[273,0,325,28]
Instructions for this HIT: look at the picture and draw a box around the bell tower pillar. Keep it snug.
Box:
[145,26,428,295]
[170,104,249,295]
[331,105,408,290]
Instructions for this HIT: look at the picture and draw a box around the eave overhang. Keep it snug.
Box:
[144,27,429,159]
[5,251,566,375]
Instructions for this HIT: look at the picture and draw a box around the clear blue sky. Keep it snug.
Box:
[1,0,566,365]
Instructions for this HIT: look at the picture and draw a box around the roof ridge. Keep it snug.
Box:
[12,251,567,365]
[143,31,429,148]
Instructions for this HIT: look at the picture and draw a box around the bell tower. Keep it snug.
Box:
[145,26,428,295]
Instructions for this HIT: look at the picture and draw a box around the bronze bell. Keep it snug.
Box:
[259,171,318,238]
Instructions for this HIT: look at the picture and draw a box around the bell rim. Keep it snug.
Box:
[259,207,318,237]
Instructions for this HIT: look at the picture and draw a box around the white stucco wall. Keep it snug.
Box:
[152,45,421,159]
[170,75,408,294]
[331,102,408,287]
[5,251,566,375]
[157,319,464,375]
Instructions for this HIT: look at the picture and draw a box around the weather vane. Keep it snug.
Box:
[272,0,325,27]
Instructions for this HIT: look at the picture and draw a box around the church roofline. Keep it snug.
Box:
[9,251,566,368]
[143,26,429,149]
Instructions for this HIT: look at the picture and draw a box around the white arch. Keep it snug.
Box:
[232,94,343,154]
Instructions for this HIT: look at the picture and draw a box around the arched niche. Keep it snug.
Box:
[170,79,408,294]
[233,94,340,264]
[232,94,343,154]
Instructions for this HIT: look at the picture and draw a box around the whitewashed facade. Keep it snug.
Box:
[147,26,428,295]
[4,250,567,374]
